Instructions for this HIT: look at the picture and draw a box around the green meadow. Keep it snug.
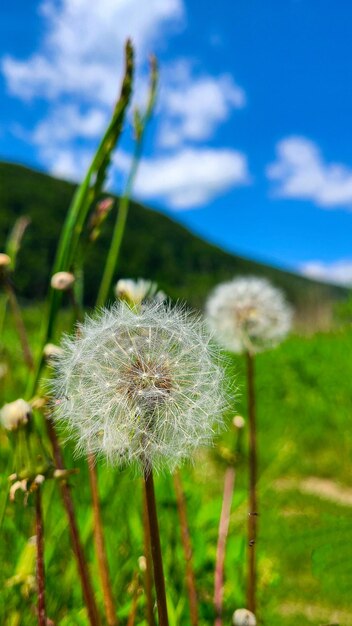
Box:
[1,305,352,626]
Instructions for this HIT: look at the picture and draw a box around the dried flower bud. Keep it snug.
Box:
[97,197,114,215]
[138,556,147,572]
[51,271,75,291]
[43,343,64,361]
[0,253,11,267]
[0,399,32,431]
[0,362,8,380]
[233,415,245,429]
[233,609,256,626]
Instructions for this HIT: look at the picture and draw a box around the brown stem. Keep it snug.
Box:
[46,417,101,626]
[214,467,236,626]
[173,471,198,626]
[88,452,118,626]
[143,487,156,626]
[143,465,169,626]
[127,573,140,626]
[35,487,46,626]
[4,279,34,370]
[246,351,257,614]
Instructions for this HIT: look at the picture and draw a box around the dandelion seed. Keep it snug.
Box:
[206,276,292,354]
[51,300,228,473]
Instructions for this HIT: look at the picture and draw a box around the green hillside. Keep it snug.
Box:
[0,161,346,317]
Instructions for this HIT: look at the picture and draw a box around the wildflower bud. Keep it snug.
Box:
[115,278,165,306]
[233,608,256,626]
[138,556,147,572]
[43,343,63,361]
[0,399,32,431]
[233,415,245,429]
[97,197,114,215]
[51,271,75,291]
[0,253,11,267]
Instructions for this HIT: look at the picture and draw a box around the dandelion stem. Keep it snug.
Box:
[214,466,236,626]
[143,465,169,626]
[88,452,118,626]
[143,487,156,626]
[3,279,34,370]
[173,470,198,626]
[46,417,101,626]
[35,487,46,626]
[246,351,257,614]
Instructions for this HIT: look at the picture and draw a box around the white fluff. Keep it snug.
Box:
[51,301,227,472]
[233,608,256,626]
[206,276,292,354]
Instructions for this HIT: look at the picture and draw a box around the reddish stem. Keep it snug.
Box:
[143,487,156,626]
[46,417,101,626]
[35,487,46,626]
[4,279,34,370]
[246,351,258,614]
[143,466,169,626]
[214,467,236,626]
[88,452,118,626]
[173,470,198,626]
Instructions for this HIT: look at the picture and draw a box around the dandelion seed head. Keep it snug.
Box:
[51,301,228,473]
[206,276,292,354]
[233,608,256,626]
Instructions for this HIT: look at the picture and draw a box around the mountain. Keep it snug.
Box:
[0,161,346,322]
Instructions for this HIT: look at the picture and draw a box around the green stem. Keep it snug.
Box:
[246,351,258,614]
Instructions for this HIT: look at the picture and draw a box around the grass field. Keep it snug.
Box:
[1,306,351,625]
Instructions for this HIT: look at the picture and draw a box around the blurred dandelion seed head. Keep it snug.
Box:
[233,609,257,626]
[0,399,32,431]
[206,276,292,354]
[50,301,228,472]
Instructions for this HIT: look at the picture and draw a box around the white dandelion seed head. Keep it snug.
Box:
[233,608,257,626]
[0,399,32,431]
[206,276,292,354]
[115,278,166,306]
[50,301,228,473]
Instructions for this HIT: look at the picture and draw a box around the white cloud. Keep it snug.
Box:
[300,260,352,286]
[2,0,184,104]
[158,61,245,147]
[32,105,107,145]
[267,137,352,209]
[130,147,249,209]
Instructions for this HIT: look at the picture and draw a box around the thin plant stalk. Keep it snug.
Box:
[88,452,118,626]
[143,487,156,626]
[35,487,46,626]
[46,417,101,626]
[173,470,198,626]
[3,279,34,370]
[127,573,140,626]
[214,466,236,626]
[96,56,158,308]
[143,465,169,626]
[246,351,258,614]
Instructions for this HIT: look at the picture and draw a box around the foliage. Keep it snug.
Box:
[1,309,352,625]
[0,162,346,314]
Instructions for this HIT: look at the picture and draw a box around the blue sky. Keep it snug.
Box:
[1,0,352,284]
